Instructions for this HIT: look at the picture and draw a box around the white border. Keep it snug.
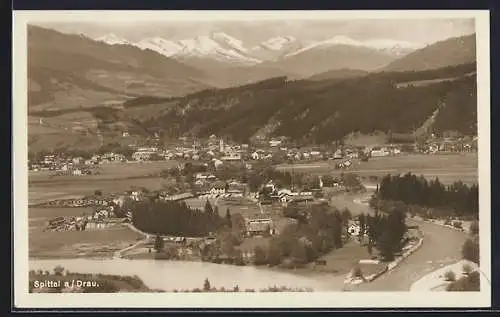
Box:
[13,10,491,309]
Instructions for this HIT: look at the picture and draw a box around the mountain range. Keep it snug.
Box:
[27,25,477,150]
[29,62,477,152]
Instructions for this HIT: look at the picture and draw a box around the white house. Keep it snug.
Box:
[212,159,223,168]
[370,147,390,157]
[251,152,260,160]
[269,140,282,147]
[210,181,227,195]
[347,223,361,236]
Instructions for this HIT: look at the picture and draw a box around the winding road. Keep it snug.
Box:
[339,185,469,291]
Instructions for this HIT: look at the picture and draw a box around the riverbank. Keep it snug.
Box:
[29,258,345,292]
[410,259,479,291]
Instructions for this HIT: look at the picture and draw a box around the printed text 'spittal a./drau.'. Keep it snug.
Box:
[12,9,491,309]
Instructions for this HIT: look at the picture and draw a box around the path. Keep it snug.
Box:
[113,223,151,259]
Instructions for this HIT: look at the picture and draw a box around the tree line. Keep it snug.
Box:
[253,203,353,268]
[355,208,408,262]
[139,64,476,144]
[375,173,478,219]
[131,199,224,236]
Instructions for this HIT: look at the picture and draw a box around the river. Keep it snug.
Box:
[29,259,345,292]
[28,184,467,293]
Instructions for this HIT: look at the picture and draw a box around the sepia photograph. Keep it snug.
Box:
[13,10,491,308]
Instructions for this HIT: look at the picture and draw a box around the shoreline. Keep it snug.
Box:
[410,259,480,292]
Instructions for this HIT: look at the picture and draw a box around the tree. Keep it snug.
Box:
[321,174,335,187]
[469,220,479,236]
[94,190,102,197]
[53,265,64,276]
[204,200,214,214]
[290,241,308,264]
[231,213,247,233]
[446,271,480,291]
[341,208,352,225]
[225,208,232,228]
[377,229,396,261]
[154,235,164,253]
[462,239,480,264]
[332,210,343,248]
[253,246,267,265]
[266,239,284,266]
[203,278,211,291]
[358,213,366,243]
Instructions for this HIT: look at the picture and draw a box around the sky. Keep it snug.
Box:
[35,15,475,47]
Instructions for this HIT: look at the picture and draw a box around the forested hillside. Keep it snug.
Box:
[138,63,477,143]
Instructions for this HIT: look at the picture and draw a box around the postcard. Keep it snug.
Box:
[12,9,491,309]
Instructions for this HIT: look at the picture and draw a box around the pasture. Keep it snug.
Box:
[29,207,142,259]
[29,177,170,204]
[29,161,181,203]
[276,153,478,185]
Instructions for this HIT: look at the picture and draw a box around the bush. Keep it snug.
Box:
[469,220,479,236]
[462,239,480,264]
[444,219,452,226]
[444,270,456,282]
[462,263,474,275]
[352,266,364,279]
[446,271,480,291]
[452,221,463,229]
[253,246,267,265]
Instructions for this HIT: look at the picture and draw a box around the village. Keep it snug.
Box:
[28,132,477,175]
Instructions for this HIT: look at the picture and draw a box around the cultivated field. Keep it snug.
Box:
[276,153,478,185]
[29,207,143,259]
[29,161,181,203]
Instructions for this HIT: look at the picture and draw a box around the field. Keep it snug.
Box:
[29,207,143,259]
[276,153,478,185]
[29,161,181,204]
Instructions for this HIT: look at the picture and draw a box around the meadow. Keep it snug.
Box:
[29,161,181,204]
[29,207,143,259]
[276,153,478,185]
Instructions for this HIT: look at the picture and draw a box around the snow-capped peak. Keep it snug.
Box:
[285,35,423,58]
[211,32,248,52]
[259,36,297,51]
[135,37,183,57]
[95,33,130,45]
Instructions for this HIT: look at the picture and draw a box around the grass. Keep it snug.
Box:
[276,153,478,185]
[29,161,181,203]
[304,240,374,275]
[29,177,171,204]
[29,207,143,259]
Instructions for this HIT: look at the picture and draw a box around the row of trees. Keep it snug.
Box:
[376,173,478,219]
[131,199,224,236]
[356,209,408,261]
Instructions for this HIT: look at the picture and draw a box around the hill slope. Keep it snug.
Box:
[307,68,370,81]
[383,34,476,72]
[28,25,212,111]
[29,63,477,150]
[136,63,478,143]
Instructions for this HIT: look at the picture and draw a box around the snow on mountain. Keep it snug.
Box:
[135,37,184,57]
[133,33,261,65]
[258,36,297,51]
[285,35,423,58]
[95,33,131,45]
[211,32,248,53]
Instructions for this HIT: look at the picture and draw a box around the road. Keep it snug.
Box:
[341,186,468,291]
[351,219,467,291]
